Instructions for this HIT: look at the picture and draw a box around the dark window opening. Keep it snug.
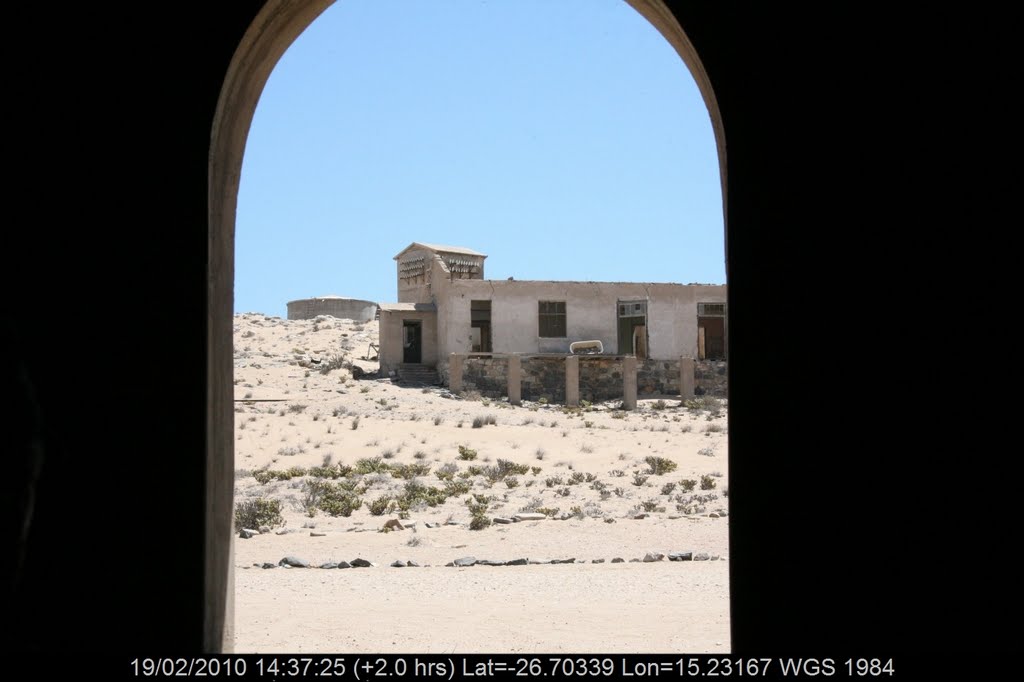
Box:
[538,301,566,338]
[617,300,648,358]
[470,300,491,352]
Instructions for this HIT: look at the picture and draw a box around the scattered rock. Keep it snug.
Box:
[611,558,625,563]
[514,513,546,522]
[711,555,721,561]
[391,560,407,568]
[320,562,339,569]
[477,559,506,566]
[629,558,641,563]
[631,512,648,520]
[528,560,547,565]
[604,518,616,524]
[558,513,573,520]
[454,557,477,567]
[492,517,514,525]
[694,552,710,561]
[407,560,421,567]
[310,532,326,537]
[336,561,351,569]
[445,519,460,526]
[258,526,271,534]
[239,529,255,539]
[643,552,665,562]
[275,530,290,535]
[445,562,455,567]
[506,558,528,566]
[350,558,373,568]
[717,510,728,517]
[425,522,440,528]
[260,563,276,569]
[278,556,309,568]
[669,552,693,562]
[383,519,405,531]
[592,559,605,564]
[551,558,576,564]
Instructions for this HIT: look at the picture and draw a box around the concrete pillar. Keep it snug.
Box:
[680,356,695,399]
[508,354,521,406]
[565,355,579,407]
[623,356,637,410]
[449,353,463,393]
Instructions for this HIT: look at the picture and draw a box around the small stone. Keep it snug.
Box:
[445,562,455,567]
[383,519,405,531]
[592,559,605,564]
[239,529,254,539]
[611,558,625,564]
[454,557,477,567]
[336,561,351,569]
[350,558,373,568]
[694,552,710,561]
[669,552,693,562]
[514,513,546,522]
[258,526,271,534]
[709,513,720,518]
[279,556,309,568]
[391,560,407,568]
[403,520,418,528]
[260,563,276,569]
[551,558,576,564]
[310,532,326,537]
[275,530,289,535]
[528,560,547,565]
[320,562,339,569]
[717,510,728,517]
[629,558,641,563]
[604,518,616,524]
[407,560,421,567]
[477,559,506,566]
[643,552,665,562]
[711,555,720,561]
[492,517,514,524]
[632,513,648,520]
[424,522,439,528]
[506,558,528,566]
[445,518,459,526]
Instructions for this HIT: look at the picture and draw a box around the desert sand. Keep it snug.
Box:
[231,312,729,653]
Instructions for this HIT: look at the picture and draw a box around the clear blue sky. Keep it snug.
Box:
[235,0,724,317]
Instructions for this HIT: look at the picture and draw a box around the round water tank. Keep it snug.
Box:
[286,296,377,322]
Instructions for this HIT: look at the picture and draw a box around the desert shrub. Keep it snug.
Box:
[469,514,491,531]
[632,472,650,486]
[288,404,307,414]
[317,485,363,517]
[614,487,626,497]
[680,479,697,492]
[644,456,678,475]
[683,396,723,413]
[234,498,283,531]
[661,482,677,495]
[698,447,715,457]
[570,505,584,519]
[531,466,542,476]
[569,471,585,485]
[641,499,662,512]
[319,354,347,375]
[433,416,444,426]
[472,416,485,429]
[652,399,667,410]
[277,446,304,457]
[505,477,519,489]
[705,423,724,433]
[545,476,563,487]
[611,411,626,420]
[350,416,360,430]
[609,469,625,478]
[458,445,478,460]
[390,462,431,480]
[443,480,471,497]
[355,457,390,474]
[700,475,717,490]
[435,462,459,481]
[367,495,392,516]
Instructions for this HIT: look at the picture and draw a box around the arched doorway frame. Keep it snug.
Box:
[206,0,727,650]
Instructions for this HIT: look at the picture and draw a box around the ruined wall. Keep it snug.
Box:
[461,355,509,397]
[520,356,568,403]
[638,358,681,395]
[695,360,728,397]
[286,297,376,321]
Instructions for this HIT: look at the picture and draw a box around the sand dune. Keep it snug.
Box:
[232,312,729,653]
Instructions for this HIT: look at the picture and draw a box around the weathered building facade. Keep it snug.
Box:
[378,242,726,394]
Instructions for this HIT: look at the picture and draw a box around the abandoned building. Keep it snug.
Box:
[377,242,727,403]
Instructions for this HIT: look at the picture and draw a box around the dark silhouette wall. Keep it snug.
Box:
[2,0,1012,663]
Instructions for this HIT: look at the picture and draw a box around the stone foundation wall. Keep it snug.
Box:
[461,356,509,397]
[520,356,567,403]
[695,360,727,397]
[579,357,624,403]
[638,359,681,396]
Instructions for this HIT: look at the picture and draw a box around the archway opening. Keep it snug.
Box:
[211,0,727,652]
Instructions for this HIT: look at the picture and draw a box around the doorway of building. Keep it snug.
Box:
[697,302,726,360]
[402,320,422,363]
[617,300,648,359]
[470,300,491,352]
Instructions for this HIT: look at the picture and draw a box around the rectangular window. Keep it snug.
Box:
[538,301,566,338]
